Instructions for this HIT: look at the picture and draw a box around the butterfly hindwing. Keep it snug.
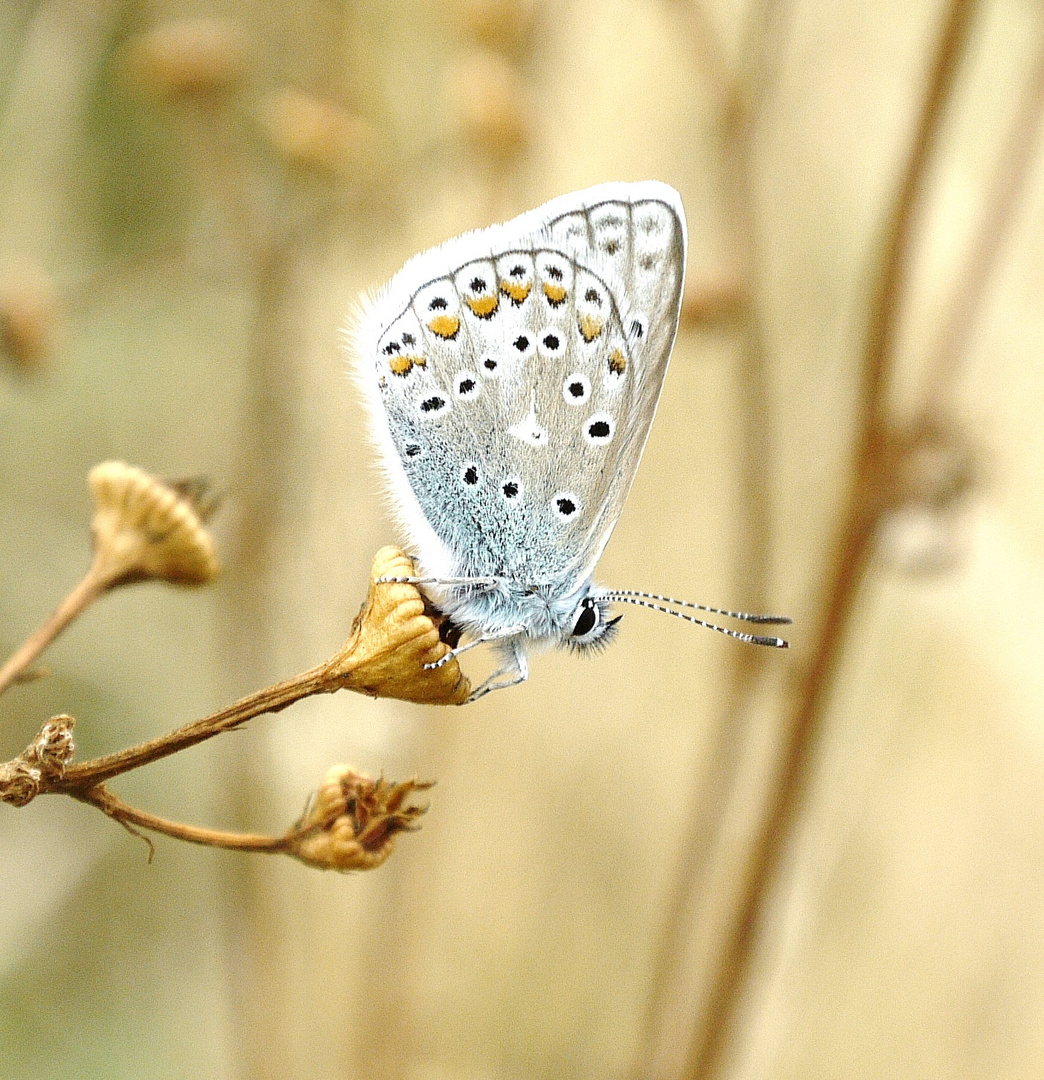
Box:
[357,182,686,592]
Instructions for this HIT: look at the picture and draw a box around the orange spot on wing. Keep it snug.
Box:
[427,314,460,339]
[465,294,499,318]
[542,282,567,305]
[500,280,531,303]
[388,353,426,375]
[578,313,604,342]
[608,349,627,375]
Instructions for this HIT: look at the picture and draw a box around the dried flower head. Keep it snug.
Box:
[259,89,372,176]
[124,18,247,102]
[445,49,532,159]
[0,266,61,373]
[0,715,75,807]
[453,0,538,56]
[326,546,470,706]
[88,462,220,588]
[288,764,433,871]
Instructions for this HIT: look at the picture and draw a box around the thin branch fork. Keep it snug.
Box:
[1,545,464,865]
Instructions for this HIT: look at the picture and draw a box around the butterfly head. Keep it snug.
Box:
[564,593,622,654]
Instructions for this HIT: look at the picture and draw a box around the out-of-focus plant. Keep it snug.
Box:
[0,265,62,374]
[638,1,1044,1078]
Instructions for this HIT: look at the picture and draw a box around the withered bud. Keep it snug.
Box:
[876,419,979,576]
[0,267,61,373]
[0,715,75,806]
[452,0,539,56]
[445,49,532,160]
[288,764,433,872]
[24,715,76,780]
[327,546,470,706]
[883,419,977,513]
[259,89,372,176]
[88,461,220,588]
[124,18,248,102]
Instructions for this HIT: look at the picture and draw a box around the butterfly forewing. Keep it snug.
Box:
[362,182,686,592]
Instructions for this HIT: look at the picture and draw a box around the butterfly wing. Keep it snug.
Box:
[351,181,686,591]
[541,185,686,584]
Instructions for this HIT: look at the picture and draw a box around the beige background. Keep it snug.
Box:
[1,0,1043,1077]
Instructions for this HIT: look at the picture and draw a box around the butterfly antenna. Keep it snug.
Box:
[606,595,789,648]
[603,590,791,625]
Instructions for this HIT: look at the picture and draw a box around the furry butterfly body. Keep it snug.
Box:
[352,182,787,701]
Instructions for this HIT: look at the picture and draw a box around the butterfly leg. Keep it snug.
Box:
[425,626,527,670]
[375,575,499,589]
[466,637,529,703]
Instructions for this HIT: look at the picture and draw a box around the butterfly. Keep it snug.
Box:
[351,182,789,702]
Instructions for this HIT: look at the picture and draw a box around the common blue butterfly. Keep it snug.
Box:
[352,182,788,702]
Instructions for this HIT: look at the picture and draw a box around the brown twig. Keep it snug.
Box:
[685,1,982,1077]
[635,2,789,1076]
[55,661,337,790]
[41,546,467,794]
[73,783,289,851]
[64,767,433,871]
[1,547,463,865]
[0,562,108,696]
[1,548,468,795]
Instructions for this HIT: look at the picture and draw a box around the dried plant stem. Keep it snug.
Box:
[56,660,336,791]
[1,547,464,862]
[0,559,108,697]
[636,3,788,1076]
[686,2,981,1078]
[74,783,290,852]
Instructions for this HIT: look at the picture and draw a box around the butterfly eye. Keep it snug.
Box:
[571,599,598,638]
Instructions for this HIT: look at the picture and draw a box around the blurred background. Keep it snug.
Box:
[2,0,1044,1077]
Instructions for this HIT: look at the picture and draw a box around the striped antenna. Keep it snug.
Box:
[602,594,790,648]
[603,590,791,625]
